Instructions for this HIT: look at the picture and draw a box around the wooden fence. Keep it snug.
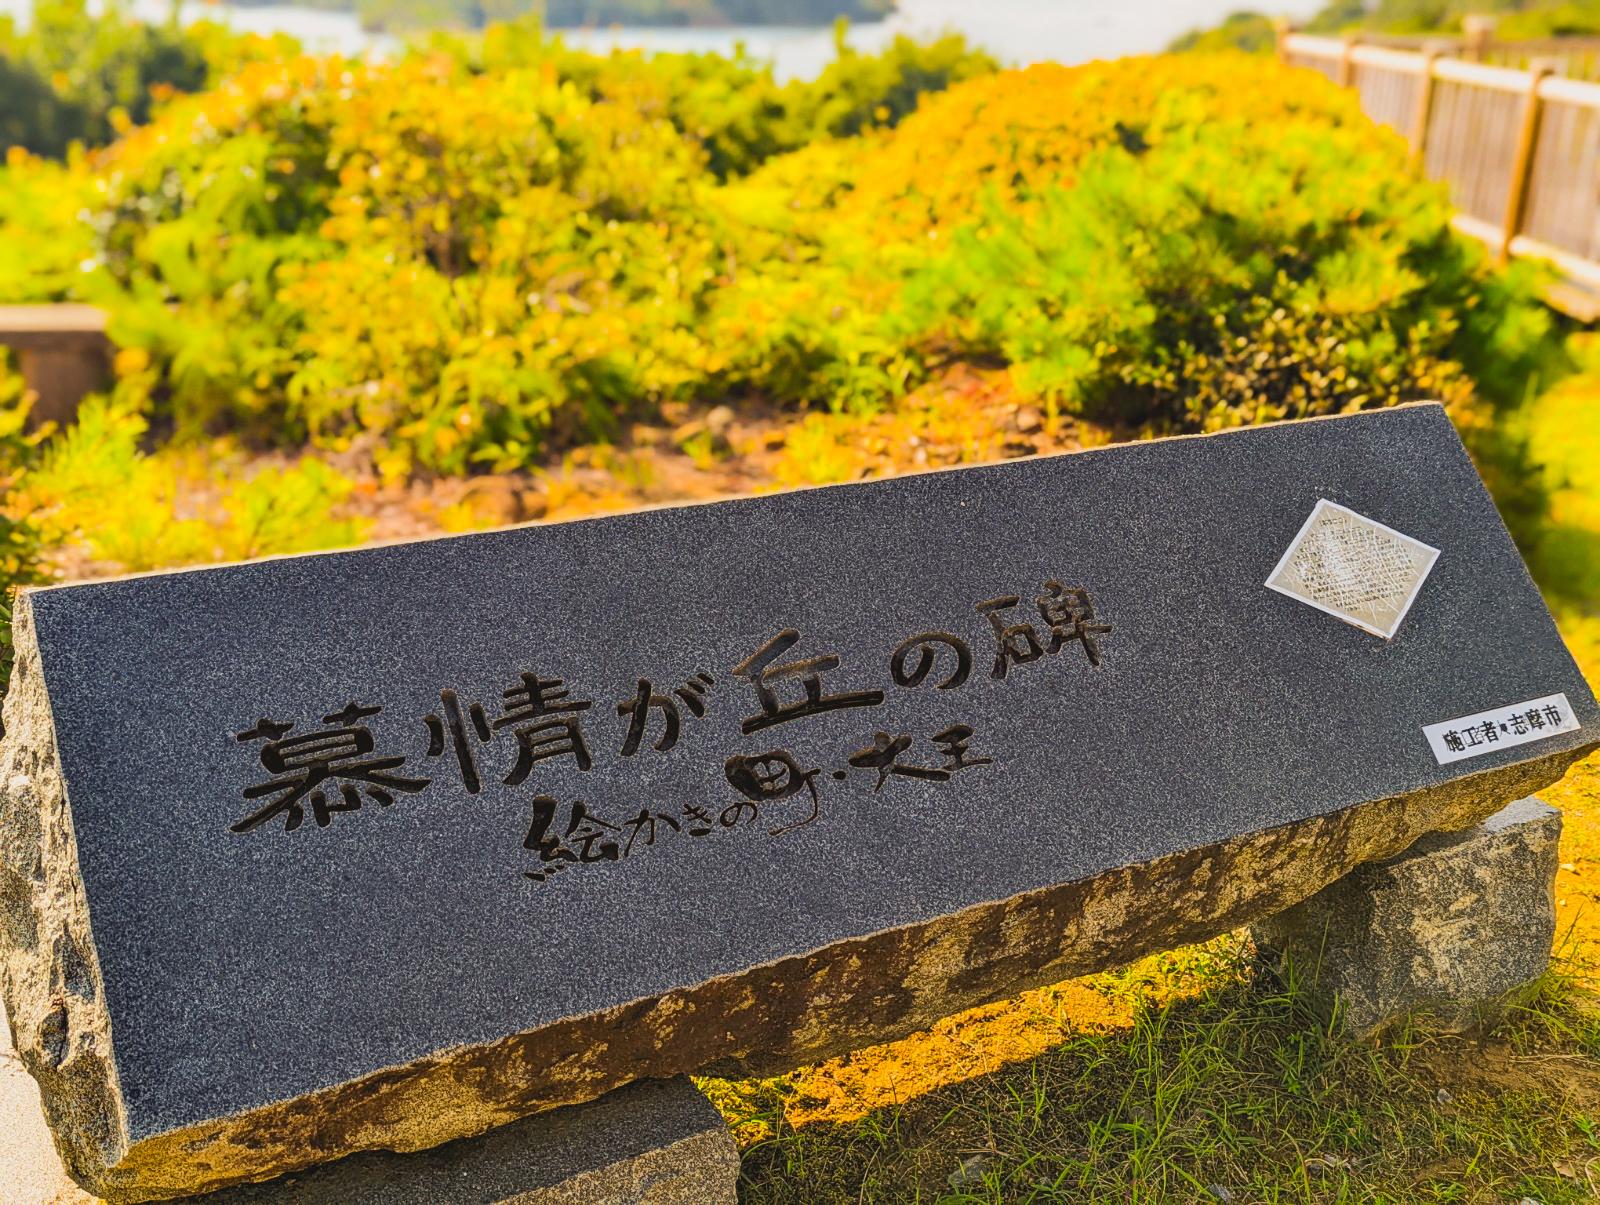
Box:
[1351,25,1600,82]
[1281,31,1600,318]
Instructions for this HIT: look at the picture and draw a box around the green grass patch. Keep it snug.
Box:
[713,943,1600,1203]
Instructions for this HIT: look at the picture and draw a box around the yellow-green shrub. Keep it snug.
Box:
[427,19,996,179]
[0,43,1566,489]
[895,119,1533,428]
[0,147,97,302]
[19,393,366,572]
[833,55,1378,238]
[0,359,47,704]
[0,0,298,159]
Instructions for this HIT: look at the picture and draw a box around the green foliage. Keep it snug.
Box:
[21,393,366,572]
[0,150,102,303]
[0,0,302,159]
[787,26,998,141]
[0,27,997,477]
[1521,333,1600,607]
[438,26,797,178]
[0,43,1564,502]
[884,106,1560,545]
[1167,10,1278,54]
[427,18,996,178]
[0,55,82,158]
[724,944,1600,1203]
[0,362,48,711]
[73,51,748,472]
[897,120,1547,436]
[1507,2,1600,36]
[1181,0,1600,46]
[1304,0,1600,36]
[1304,0,1374,33]
[224,459,365,560]
[0,0,212,157]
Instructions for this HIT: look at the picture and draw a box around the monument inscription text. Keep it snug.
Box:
[226,583,1111,884]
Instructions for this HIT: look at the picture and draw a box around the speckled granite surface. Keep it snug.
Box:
[4,404,1595,1199]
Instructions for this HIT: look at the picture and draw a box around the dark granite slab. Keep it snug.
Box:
[3,404,1596,1200]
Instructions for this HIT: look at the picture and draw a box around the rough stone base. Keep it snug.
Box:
[168,1077,740,1205]
[1252,796,1561,1037]
[2,998,738,1205]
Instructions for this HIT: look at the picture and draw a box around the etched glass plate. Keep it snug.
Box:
[1265,499,1440,639]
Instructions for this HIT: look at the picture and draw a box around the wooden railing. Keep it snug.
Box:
[1351,25,1600,82]
[1281,31,1600,318]
[1472,39,1600,82]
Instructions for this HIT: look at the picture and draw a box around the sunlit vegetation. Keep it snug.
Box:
[0,27,1577,671]
[0,41,1555,470]
[4,17,1600,1203]
[1172,0,1600,54]
[715,942,1600,1203]
[0,0,298,158]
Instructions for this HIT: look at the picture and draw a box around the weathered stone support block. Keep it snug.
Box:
[1252,796,1562,1036]
[2,1031,738,1205]
[164,1077,740,1205]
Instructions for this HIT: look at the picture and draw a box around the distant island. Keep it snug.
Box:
[543,0,893,22]
[280,0,898,34]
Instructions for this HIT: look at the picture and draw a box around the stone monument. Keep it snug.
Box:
[1,403,1593,1200]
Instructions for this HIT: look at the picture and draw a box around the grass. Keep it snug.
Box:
[709,948,1600,1203]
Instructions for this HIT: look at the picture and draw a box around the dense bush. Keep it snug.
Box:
[1168,12,1279,54]
[789,28,997,143]
[0,0,269,158]
[428,20,996,178]
[770,56,1558,428]
[0,28,998,474]
[0,43,1562,490]
[0,56,82,159]
[895,114,1550,429]
[68,51,751,473]
[1304,0,1600,36]
[864,57,1559,529]
[16,390,366,571]
[816,57,1393,235]
[0,366,47,708]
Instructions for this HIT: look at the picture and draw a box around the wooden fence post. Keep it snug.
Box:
[1410,48,1441,166]
[1501,61,1554,262]
[1463,14,1498,61]
[1273,18,1293,63]
[1337,33,1360,87]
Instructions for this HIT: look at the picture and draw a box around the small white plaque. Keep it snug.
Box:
[1423,693,1580,765]
[1265,499,1439,639]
